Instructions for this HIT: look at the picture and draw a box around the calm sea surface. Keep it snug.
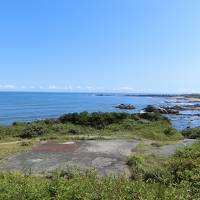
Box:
[0,92,199,130]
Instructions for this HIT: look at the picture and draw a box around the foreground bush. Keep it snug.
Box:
[0,171,193,200]
[182,126,200,139]
[169,141,200,196]
[127,141,200,199]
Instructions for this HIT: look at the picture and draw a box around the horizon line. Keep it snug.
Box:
[0,90,199,95]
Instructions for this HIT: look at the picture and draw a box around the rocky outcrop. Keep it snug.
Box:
[114,104,135,110]
[183,104,200,110]
[144,105,179,115]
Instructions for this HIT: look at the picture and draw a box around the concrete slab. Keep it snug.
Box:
[0,139,195,176]
[0,139,139,177]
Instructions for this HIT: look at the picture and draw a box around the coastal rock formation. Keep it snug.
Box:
[183,104,200,110]
[144,105,179,115]
[164,104,200,111]
[114,104,135,110]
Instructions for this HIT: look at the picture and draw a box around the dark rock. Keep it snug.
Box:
[183,104,200,110]
[144,105,167,114]
[163,107,180,114]
[144,105,179,115]
[114,104,135,110]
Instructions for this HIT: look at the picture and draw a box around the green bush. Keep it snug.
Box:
[164,127,176,136]
[12,121,27,126]
[127,141,200,199]
[43,118,59,125]
[0,126,23,138]
[0,171,193,200]
[20,124,48,138]
[59,112,131,129]
[182,127,200,139]
[68,126,82,135]
[169,141,200,197]
[139,112,170,123]
[51,123,65,132]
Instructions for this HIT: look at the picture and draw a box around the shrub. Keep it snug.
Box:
[0,171,192,200]
[12,121,27,126]
[164,127,176,136]
[51,123,65,132]
[43,118,59,125]
[182,127,200,139]
[20,124,48,138]
[20,141,32,146]
[168,141,200,196]
[139,112,170,123]
[0,126,23,138]
[68,127,82,135]
[59,112,131,129]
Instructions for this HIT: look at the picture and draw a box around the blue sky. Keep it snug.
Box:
[0,0,200,93]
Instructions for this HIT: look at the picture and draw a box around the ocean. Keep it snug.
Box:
[0,92,199,130]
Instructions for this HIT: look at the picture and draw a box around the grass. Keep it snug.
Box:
[0,141,32,160]
[0,112,182,141]
[0,170,194,200]
[126,140,200,199]
[127,142,169,181]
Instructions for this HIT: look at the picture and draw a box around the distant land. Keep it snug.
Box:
[96,93,200,99]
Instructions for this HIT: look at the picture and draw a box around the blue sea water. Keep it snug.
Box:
[0,92,199,130]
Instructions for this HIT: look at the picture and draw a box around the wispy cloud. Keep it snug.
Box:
[119,87,134,91]
[112,86,134,92]
[0,84,16,89]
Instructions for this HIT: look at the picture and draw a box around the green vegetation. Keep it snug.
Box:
[0,112,182,142]
[20,123,48,138]
[0,141,199,200]
[0,112,199,199]
[182,126,200,139]
[0,141,32,160]
[127,140,200,199]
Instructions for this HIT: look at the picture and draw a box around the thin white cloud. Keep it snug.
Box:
[86,86,95,91]
[75,85,82,89]
[20,85,27,89]
[0,84,16,89]
[48,85,57,90]
[119,87,133,91]
[112,86,134,92]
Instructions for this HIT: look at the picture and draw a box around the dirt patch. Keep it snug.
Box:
[32,142,80,153]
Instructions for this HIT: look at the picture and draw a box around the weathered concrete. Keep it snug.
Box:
[144,139,195,156]
[0,139,195,176]
[0,140,140,177]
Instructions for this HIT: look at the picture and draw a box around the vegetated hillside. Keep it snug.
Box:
[0,112,181,141]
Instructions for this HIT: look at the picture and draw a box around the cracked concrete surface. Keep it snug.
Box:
[0,140,140,176]
[0,139,195,176]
